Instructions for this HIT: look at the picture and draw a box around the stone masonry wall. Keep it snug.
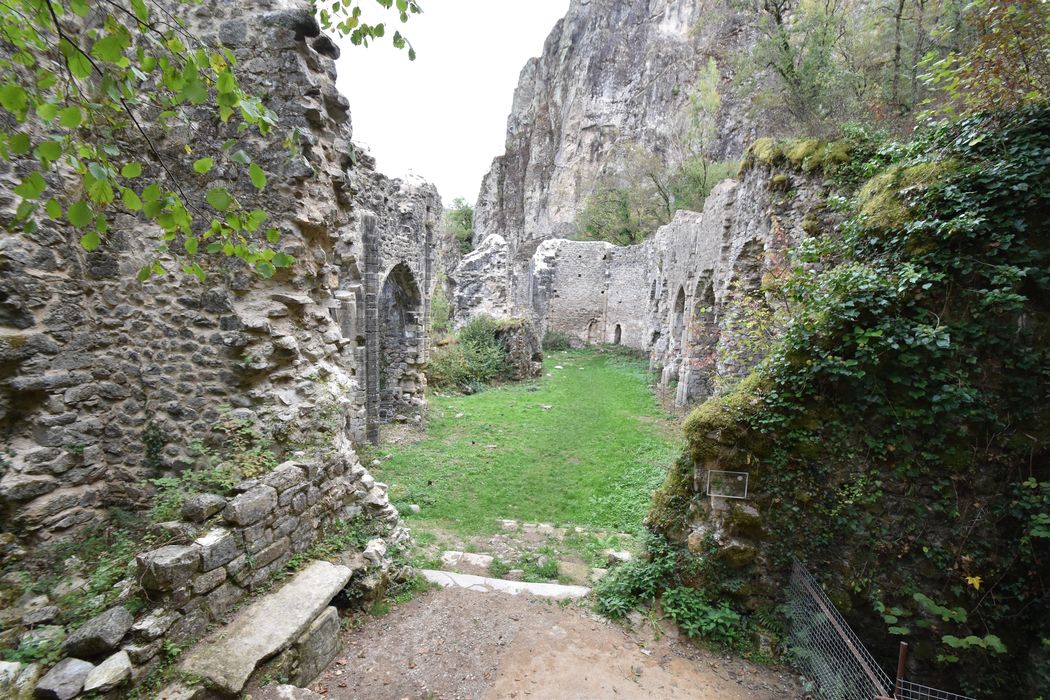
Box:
[0,0,439,542]
[487,164,830,407]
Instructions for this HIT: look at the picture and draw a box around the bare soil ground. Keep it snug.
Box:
[313,587,800,700]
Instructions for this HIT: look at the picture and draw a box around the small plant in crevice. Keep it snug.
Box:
[146,416,278,522]
[143,421,166,473]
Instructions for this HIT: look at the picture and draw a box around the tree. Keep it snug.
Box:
[0,0,420,280]
[445,197,474,254]
[923,0,1050,114]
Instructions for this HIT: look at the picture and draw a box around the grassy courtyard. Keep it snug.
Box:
[372,348,681,536]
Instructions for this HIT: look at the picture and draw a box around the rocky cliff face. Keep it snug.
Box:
[473,0,752,253]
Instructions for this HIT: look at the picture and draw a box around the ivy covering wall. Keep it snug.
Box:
[649,108,1050,697]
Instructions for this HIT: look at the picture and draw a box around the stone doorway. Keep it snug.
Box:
[378,263,424,426]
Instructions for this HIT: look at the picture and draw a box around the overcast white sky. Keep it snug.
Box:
[334,1,571,207]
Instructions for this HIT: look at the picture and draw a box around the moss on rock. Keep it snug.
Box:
[857,159,958,231]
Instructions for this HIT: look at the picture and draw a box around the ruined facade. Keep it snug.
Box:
[458,164,827,407]
[0,0,440,543]
[0,1,442,693]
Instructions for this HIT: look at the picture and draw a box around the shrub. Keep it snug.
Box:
[542,330,574,351]
[426,316,509,390]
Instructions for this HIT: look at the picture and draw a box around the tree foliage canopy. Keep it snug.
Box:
[0,0,419,280]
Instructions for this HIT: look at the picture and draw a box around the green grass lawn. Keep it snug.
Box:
[372,348,682,536]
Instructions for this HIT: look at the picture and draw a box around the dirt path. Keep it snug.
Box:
[312,587,799,700]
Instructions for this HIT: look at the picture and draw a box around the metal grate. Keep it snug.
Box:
[895,679,975,700]
[786,560,894,700]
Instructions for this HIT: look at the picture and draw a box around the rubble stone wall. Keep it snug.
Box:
[0,0,440,542]
[464,166,829,407]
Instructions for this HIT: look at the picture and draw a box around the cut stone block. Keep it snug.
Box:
[61,606,132,658]
[194,528,237,572]
[180,560,351,695]
[421,570,589,600]
[136,545,199,591]
[82,650,131,693]
[33,657,94,700]
[294,606,339,685]
[181,494,227,523]
[224,485,277,526]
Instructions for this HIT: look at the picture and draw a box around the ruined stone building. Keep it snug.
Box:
[451,0,826,407]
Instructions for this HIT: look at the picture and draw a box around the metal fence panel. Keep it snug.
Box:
[786,560,894,700]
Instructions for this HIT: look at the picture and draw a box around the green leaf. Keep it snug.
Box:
[249,163,267,190]
[121,162,142,178]
[230,149,251,165]
[67,201,92,227]
[9,132,30,155]
[185,262,206,282]
[121,187,142,211]
[60,39,93,79]
[266,227,280,244]
[91,32,130,64]
[136,264,152,282]
[13,172,46,200]
[45,199,62,219]
[0,84,28,115]
[193,157,214,174]
[184,237,198,255]
[34,140,62,161]
[179,79,208,104]
[272,252,296,268]
[255,261,276,278]
[36,102,58,123]
[130,0,149,23]
[80,230,101,252]
[58,106,83,129]
[206,187,232,211]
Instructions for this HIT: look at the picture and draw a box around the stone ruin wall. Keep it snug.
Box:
[0,0,445,692]
[457,164,830,408]
[0,0,440,545]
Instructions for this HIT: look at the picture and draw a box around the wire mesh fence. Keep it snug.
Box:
[785,559,975,700]
[894,679,975,700]
[786,559,894,700]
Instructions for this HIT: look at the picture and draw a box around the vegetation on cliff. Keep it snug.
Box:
[652,107,1050,696]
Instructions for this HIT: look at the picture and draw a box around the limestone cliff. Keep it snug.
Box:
[473,0,752,254]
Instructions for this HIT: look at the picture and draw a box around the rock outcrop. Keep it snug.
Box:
[473,0,752,251]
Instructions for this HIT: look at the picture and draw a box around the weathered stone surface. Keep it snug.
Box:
[22,606,59,626]
[61,606,132,658]
[223,486,278,526]
[194,528,237,572]
[136,546,199,592]
[254,685,324,700]
[82,650,131,693]
[129,609,177,641]
[0,661,37,700]
[294,606,339,685]
[33,657,94,700]
[180,561,352,694]
[181,494,227,523]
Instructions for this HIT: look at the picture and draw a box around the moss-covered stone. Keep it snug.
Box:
[785,138,822,168]
[769,173,790,192]
[682,372,767,464]
[647,453,694,536]
[857,159,958,231]
[743,137,782,170]
[715,539,758,569]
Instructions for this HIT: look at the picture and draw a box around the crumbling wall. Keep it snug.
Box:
[0,0,440,542]
[504,165,829,407]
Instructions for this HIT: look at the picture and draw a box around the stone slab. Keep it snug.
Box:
[421,570,589,600]
[180,560,351,695]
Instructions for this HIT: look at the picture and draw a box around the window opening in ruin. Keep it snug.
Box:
[672,287,686,344]
[379,263,422,424]
[614,324,622,345]
[587,318,600,344]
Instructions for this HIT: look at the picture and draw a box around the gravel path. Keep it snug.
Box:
[312,587,800,699]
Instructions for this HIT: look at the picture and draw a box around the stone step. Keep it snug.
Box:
[180,560,351,695]
[421,569,590,600]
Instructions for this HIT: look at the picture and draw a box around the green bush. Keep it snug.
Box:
[662,586,745,649]
[542,330,574,351]
[427,316,508,390]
